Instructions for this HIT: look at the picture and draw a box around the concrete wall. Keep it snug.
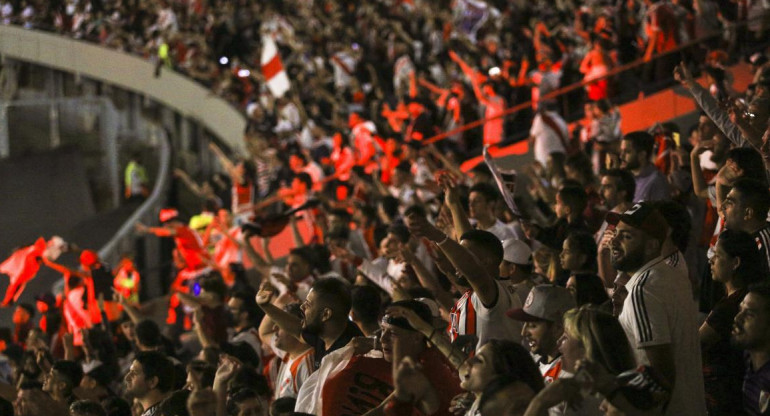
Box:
[0,26,247,154]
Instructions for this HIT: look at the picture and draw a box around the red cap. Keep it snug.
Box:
[159,208,180,223]
[79,250,98,267]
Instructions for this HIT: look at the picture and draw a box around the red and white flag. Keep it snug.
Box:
[261,36,291,98]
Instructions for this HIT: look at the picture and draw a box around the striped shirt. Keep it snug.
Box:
[274,348,314,399]
[619,256,706,416]
[447,280,522,350]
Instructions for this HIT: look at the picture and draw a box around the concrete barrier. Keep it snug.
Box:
[0,25,247,154]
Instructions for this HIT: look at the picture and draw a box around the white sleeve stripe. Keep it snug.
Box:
[632,271,653,343]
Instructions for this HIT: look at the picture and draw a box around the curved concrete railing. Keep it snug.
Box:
[0,25,246,154]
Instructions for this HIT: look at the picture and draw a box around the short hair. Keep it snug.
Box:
[565,153,594,183]
[602,169,636,203]
[387,222,411,244]
[70,400,106,416]
[380,196,401,219]
[326,225,351,241]
[158,389,191,416]
[133,351,175,393]
[351,285,382,325]
[570,274,609,306]
[101,397,131,416]
[747,283,770,312]
[565,232,598,272]
[230,290,262,324]
[134,319,163,348]
[622,131,654,158]
[403,204,427,218]
[459,230,504,266]
[717,229,764,287]
[288,246,314,266]
[52,360,83,389]
[311,278,353,318]
[726,148,767,183]
[557,185,588,214]
[655,200,692,252]
[294,172,313,189]
[732,178,770,220]
[270,397,297,415]
[329,208,353,222]
[469,182,499,202]
[199,272,227,300]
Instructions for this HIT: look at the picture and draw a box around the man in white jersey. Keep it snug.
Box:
[405,213,521,350]
[607,202,707,416]
[269,303,314,399]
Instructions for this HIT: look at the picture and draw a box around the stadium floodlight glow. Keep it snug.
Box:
[237,69,251,77]
[219,56,229,65]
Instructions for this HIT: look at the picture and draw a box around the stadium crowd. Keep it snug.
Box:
[3,0,770,416]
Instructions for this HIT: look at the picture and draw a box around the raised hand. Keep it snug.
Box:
[386,306,432,334]
[255,281,277,306]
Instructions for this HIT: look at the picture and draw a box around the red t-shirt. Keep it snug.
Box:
[173,225,208,270]
[321,348,462,416]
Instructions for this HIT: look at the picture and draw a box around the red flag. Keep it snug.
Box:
[0,238,46,306]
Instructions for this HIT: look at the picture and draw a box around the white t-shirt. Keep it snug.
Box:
[530,111,568,167]
[618,257,707,416]
[484,219,518,241]
[448,280,522,350]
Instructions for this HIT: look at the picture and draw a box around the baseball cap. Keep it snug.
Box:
[605,202,668,243]
[159,208,180,223]
[506,285,575,322]
[503,239,533,265]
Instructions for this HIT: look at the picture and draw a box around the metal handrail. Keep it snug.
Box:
[98,123,171,265]
[425,13,768,145]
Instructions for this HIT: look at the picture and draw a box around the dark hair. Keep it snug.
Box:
[294,172,313,189]
[200,272,227,300]
[726,148,767,183]
[385,300,434,332]
[387,222,411,243]
[623,131,655,158]
[602,169,636,203]
[311,278,353,318]
[565,232,598,272]
[351,286,382,325]
[326,225,351,241]
[655,200,692,252]
[308,244,332,273]
[329,208,353,222]
[380,196,401,220]
[133,351,175,393]
[557,185,588,215]
[230,368,271,398]
[484,340,544,394]
[459,230,504,267]
[135,319,163,348]
[288,246,314,266]
[70,400,106,416]
[187,360,216,389]
[230,290,262,324]
[403,204,427,218]
[101,397,131,416]
[571,273,610,306]
[270,397,297,415]
[747,283,770,312]
[731,178,770,220]
[52,360,83,390]
[469,182,499,202]
[716,229,764,288]
[158,389,190,416]
[227,388,265,415]
[565,153,595,184]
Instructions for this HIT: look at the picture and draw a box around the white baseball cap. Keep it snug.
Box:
[506,285,575,322]
[502,239,533,265]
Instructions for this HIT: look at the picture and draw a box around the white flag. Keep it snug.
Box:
[261,36,291,98]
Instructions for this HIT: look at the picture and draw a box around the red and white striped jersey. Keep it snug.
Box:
[274,348,315,399]
[447,280,523,349]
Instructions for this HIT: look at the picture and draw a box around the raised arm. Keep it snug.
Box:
[255,282,303,341]
[405,213,498,306]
